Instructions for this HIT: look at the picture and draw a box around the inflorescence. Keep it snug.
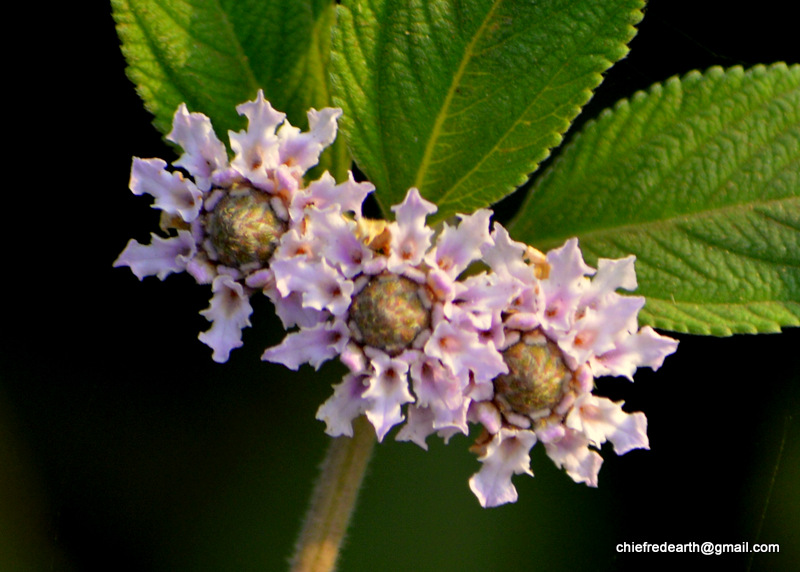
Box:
[115,94,679,507]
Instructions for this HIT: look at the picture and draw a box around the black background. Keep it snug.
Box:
[3,1,799,570]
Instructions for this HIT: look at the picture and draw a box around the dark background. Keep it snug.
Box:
[3,1,798,570]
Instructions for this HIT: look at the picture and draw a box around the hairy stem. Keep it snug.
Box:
[290,416,375,572]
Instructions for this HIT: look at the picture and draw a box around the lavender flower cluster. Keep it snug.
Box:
[115,94,678,507]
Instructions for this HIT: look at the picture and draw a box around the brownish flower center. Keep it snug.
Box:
[206,186,285,267]
[350,274,429,354]
[494,332,572,414]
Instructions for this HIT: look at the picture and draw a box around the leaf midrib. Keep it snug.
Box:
[430,1,637,211]
[526,74,800,247]
[207,0,260,92]
[532,194,800,249]
[412,0,503,192]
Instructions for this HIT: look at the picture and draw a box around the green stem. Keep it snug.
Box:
[290,416,375,572]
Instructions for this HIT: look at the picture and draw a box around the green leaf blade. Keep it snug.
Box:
[332,0,644,219]
[111,0,349,178]
[509,64,800,335]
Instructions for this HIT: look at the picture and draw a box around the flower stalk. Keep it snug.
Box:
[290,416,375,572]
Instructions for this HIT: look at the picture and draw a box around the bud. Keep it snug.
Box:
[350,274,430,354]
[494,330,572,414]
[206,186,285,267]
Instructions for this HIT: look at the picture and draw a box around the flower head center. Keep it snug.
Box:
[350,274,429,354]
[494,331,572,415]
[206,185,285,268]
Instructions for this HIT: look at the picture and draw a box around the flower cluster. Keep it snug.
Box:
[114,91,373,362]
[263,188,508,441]
[117,95,678,506]
[465,231,679,506]
[264,187,678,506]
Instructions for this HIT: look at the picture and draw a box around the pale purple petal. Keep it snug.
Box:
[409,356,469,434]
[185,256,217,285]
[388,188,437,272]
[485,223,536,284]
[113,230,196,280]
[316,373,370,437]
[450,272,520,330]
[396,404,464,449]
[469,401,503,434]
[130,158,203,222]
[427,209,492,278]
[425,320,507,384]
[268,289,329,330]
[395,405,437,450]
[198,274,253,363]
[277,107,342,172]
[327,171,375,215]
[167,103,228,191]
[542,428,603,487]
[426,271,463,314]
[463,371,495,403]
[540,238,593,332]
[557,296,644,366]
[580,256,638,310]
[272,227,314,263]
[565,394,649,455]
[290,171,374,221]
[243,268,273,290]
[339,343,367,374]
[261,319,349,370]
[273,163,302,195]
[592,326,679,380]
[305,206,372,278]
[410,356,463,411]
[271,257,354,316]
[362,349,415,441]
[468,428,537,507]
[229,91,285,188]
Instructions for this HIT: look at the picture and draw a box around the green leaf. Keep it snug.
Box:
[509,64,800,335]
[331,0,643,219]
[111,0,349,178]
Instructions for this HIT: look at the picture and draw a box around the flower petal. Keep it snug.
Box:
[278,107,342,173]
[261,319,349,371]
[427,209,492,278]
[449,272,520,330]
[540,238,593,332]
[592,326,679,380]
[542,427,603,487]
[268,289,329,330]
[485,224,535,284]
[581,256,638,309]
[566,394,649,455]
[113,231,196,280]
[362,349,415,441]
[130,158,203,222]
[271,257,354,316]
[409,356,469,434]
[316,373,370,437]
[557,296,644,366]
[425,320,507,384]
[394,405,436,450]
[167,104,228,191]
[290,171,374,221]
[468,428,537,507]
[306,206,373,278]
[229,91,285,188]
[198,275,253,363]
[388,188,437,272]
